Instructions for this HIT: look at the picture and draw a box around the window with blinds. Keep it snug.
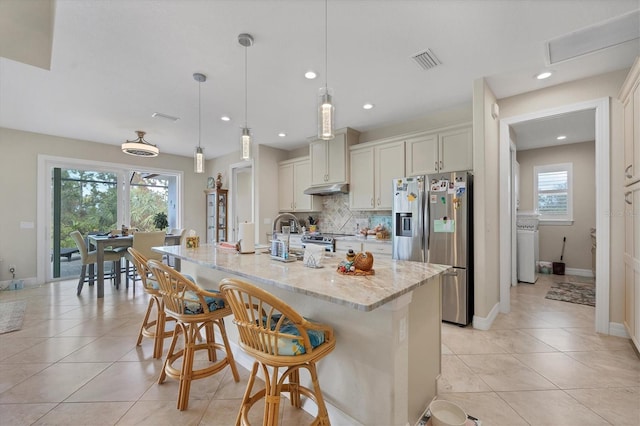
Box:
[533,163,573,223]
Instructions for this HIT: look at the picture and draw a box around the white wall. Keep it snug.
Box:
[0,127,206,282]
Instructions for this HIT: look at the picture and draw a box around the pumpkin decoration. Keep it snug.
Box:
[353,251,374,271]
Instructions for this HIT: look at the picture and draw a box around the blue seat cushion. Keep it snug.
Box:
[183,289,225,314]
[266,314,325,356]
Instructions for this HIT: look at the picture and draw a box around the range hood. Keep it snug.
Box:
[304,183,349,195]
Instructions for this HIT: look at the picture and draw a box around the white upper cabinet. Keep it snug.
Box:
[309,127,359,186]
[406,134,438,176]
[620,57,640,186]
[438,127,473,172]
[404,125,472,175]
[278,157,321,212]
[350,140,405,210]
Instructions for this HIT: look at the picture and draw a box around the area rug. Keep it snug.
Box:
[0,300,27,334]
[545,281,595,306]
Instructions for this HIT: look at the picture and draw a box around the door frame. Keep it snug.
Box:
[37,155,184,283]
[498,97,610,334]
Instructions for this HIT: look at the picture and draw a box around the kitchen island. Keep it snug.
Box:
[153,244,450,426]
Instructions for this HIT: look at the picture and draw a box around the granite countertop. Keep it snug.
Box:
[154,244,450,312]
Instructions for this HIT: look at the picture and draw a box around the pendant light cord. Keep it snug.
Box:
[324,0,328,89]
[198,80,202,149]
[244,44,248,129]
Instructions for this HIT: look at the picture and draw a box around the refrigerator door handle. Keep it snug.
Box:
[443,270,459,277]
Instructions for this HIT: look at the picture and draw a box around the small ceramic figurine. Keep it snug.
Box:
[215,172,223,189]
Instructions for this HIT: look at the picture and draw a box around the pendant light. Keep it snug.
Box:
[318,0,334,140]
[238,33,254,161]
[193,72,206,174]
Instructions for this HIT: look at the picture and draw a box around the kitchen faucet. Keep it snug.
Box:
[272,213,300,239]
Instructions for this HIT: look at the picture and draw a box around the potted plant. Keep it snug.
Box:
[153,212,169,231]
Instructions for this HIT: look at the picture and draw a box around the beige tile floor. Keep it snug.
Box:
[437,274,640,426]
[0,273,638,425]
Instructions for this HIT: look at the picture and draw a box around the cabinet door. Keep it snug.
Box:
[375,141,405,209]
[350,148,375,209]
[326,132,347,184]
[406,134,438,176]
[278,163,294,212]
[624,95,636,184]
[439,127,472,172]
[293,160,318,211]
[206,192,216,243]
[309,139,328,185]
[363,242,392,256]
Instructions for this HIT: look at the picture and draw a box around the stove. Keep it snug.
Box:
[300,233,336,252]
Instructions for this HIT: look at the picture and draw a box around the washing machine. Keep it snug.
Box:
[517,229,539,283]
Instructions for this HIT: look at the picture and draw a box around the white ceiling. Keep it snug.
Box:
[1,0,638,160]
[511,109,596,151]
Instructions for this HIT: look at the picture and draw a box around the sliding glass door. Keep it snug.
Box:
[46,157,182,282]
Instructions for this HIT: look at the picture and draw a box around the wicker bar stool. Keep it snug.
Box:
[219,278,336,426]
[147,260,240,411]
[127,247,176,359]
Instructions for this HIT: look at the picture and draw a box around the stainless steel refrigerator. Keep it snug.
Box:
[392,172,473,326]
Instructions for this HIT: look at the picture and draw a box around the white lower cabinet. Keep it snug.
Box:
[624,182,640,352]
[363,241,392,256]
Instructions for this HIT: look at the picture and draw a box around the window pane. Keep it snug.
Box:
[538,193,568,214]
[538,171,567,191]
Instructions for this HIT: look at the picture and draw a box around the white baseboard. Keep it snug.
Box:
[609,322,630,338]
[472,302,500,330]
[564,268,594,278]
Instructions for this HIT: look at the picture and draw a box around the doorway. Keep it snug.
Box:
[499,98,610,334]
[229,161,254,243]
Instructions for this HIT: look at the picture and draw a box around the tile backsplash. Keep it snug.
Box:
[294,193,391,235]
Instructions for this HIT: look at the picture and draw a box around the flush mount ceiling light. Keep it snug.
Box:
[536,71,553,80]
[121,130,159,157]
[193,72,206,174]
[317,0,334,140]
[363,103,374,110]
[239,33,254,161]
[278,132,287,137]
[557,135,567,140]
[305,71,317,79]
[220,115,231,122]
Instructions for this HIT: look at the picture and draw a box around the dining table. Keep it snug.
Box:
[87,233,182,298]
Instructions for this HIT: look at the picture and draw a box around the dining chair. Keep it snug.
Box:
[147,259,240,411]
[70,230,124,296]
[219,278,336,426]
[165,228,185,267]
[123,230,166,293]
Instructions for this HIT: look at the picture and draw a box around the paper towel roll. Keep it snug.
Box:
[238,222,255,253]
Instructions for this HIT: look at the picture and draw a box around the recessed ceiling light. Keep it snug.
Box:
[304,71,317,79]
[536,71,553,80]
[278,132,286,137]
[556,135,567,140]
[363,103,374,110]
[220,115,231,122]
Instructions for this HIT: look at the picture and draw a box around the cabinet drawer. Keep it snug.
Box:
[363,242,392,255]
[335,240,362,253]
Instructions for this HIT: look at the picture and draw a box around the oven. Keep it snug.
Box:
[301,234,336,252]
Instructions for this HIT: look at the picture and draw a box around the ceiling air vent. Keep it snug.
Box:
[411,48,442,71]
